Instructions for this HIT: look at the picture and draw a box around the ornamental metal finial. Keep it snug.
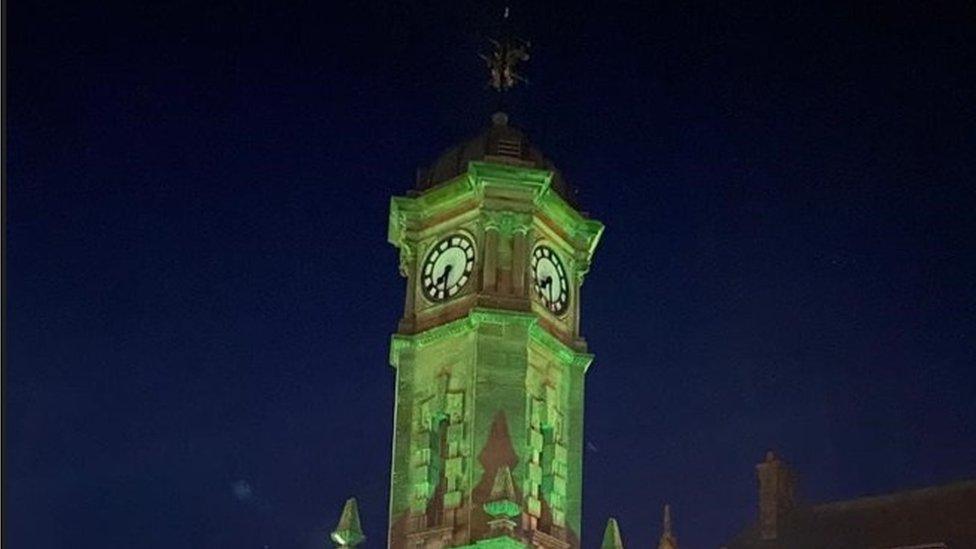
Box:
[480,7,530,92]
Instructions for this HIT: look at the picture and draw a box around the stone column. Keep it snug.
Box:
[573,258,590,339]
[512,230,527,296]
[399,244,417,331]
[483,228,499,293]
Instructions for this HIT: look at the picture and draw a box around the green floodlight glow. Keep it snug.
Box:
[600,518,624,549]
[330,498,364,548]
[383,146,603,548]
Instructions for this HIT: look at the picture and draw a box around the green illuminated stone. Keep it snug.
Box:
[330,498,364,548]
[386,125,603,548]
[472,537,529,548]
[484,466,520,518]
[600,518,624,549]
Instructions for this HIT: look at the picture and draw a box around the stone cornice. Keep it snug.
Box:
[390,309,593,373]
[389,161,604,265]
[528,323,594,373]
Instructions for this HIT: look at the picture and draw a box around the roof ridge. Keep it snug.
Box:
[810,479,976,513]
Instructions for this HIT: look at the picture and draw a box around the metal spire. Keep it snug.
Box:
[658,503,679,549]
[479,6,531,93]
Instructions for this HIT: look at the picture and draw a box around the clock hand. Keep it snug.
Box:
[539,275,553,306]
[439,264,453,297]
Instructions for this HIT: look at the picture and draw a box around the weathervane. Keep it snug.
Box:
[480,7,530,92]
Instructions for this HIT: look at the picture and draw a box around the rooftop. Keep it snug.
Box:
[414,112,579,206]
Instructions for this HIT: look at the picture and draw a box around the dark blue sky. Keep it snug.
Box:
[7,1,976,547]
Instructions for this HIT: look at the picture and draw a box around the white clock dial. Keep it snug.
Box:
[421,234,475,302]
[531,245,570,315]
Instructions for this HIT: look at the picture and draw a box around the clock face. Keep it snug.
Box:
[421,234,476,302]
[531,245,570,315]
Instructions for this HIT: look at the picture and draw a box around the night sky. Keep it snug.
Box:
[7,1,976,547]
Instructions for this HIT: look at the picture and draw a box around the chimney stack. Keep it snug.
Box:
[756,451,796,540]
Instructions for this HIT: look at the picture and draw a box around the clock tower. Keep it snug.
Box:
[386,111,604,549]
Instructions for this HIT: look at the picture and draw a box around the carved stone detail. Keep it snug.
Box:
[409,376,469,535]
[484,211,532,237]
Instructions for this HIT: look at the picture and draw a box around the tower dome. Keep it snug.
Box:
[415,112,578,205]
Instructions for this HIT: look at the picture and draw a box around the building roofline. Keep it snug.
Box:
[809,479,976,514]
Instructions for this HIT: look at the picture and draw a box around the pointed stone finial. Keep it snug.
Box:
[601,517,624,549]
[489,466,516,501]
[658,504,678,549]
[483,466,520,539]
[484,466,520,519]
[330,497,364,548]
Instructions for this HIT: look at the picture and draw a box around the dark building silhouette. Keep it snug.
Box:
[725,452,976,549]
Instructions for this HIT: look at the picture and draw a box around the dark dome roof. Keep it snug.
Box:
[415,112,578,205]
